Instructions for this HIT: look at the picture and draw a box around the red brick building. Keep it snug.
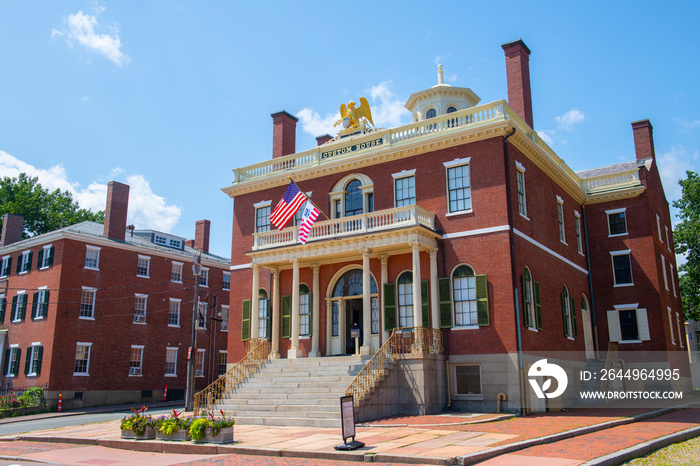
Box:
[221,40,688,414]
[0,181,230,409]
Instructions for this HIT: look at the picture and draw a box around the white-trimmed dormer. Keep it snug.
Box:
[404,65,481,122]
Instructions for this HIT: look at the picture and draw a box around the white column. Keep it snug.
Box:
[309,264,321,357]
[251,264,260,339]
[429,248,439,330]
[288,258,302,358]
[412,242,423,328]
[361,248,372,354]
[271,268,281,359]
[380,254,389,343]
[325,298,332,355]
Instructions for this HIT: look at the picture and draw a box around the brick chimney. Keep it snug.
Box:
[1,214,24,246]
[316,134,333,146]
[103,181,130,241]
[632,119,656,162]
[195,219,210,254]
[272,111,298,159]
[502,39,534,129]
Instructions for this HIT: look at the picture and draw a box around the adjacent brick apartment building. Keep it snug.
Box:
[221,39,688,415]
[0,181,230,409]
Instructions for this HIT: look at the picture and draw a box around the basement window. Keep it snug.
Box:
[455,364,482,397]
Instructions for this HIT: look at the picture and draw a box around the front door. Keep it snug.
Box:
[582,309,595,360]
[345,299,363,354]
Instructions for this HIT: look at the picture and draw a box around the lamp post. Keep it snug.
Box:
[185,251,201,412]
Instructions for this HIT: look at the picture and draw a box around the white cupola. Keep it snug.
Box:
[404,65,481,122]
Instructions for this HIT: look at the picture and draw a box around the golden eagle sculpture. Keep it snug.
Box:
[334,97,374,130]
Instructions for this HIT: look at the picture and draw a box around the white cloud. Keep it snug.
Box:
[555,109,585,131]
[54,7,127,66]
[538,130,555,146]
[446,74,458,83]
[297,80,411,138]
[0,150,181,232]
[657,145,699,201]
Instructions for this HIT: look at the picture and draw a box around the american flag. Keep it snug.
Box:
[298,201,320,244]
[270,181,306,230]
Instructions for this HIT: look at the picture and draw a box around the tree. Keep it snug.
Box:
[673,170,700,321]
[0,173,104,239]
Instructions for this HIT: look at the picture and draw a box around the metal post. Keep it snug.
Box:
[185,251,201,412]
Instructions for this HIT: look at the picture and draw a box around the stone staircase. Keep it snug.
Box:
[212,355,370,428]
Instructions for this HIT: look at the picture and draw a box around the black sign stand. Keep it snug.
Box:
[334,395,365,451]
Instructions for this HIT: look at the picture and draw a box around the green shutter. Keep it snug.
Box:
[11,296,17,321]
[42,291,50,318]
[37,250,44,269]
[521,274,531,328]
[0,297,6,323]
[421,280,429,327]
[35,346,43,376]
[438,278,453,328]
[281,295,291,338]
[265,299,272,339]
[561,292,569,337]
[15,255,21,274]
[383,283,396,331]
[241,299,251,341]
[476,274,489,326]
[47,247,54,267]
[3,349,9,376]
[26,252,32,272]
[12,349,21,376]
[24,347,31,375]
[534,282,542,330]
[3,257,11,276]
[31,292,38,319]
[308,293,313,337]
[570,296,577,338]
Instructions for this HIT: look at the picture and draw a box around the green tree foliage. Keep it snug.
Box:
[0,173,104,239]
[673,170,700,321]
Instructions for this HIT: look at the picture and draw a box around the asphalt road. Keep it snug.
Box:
[0,407,175,436]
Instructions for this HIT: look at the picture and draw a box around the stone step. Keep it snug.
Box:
[231,386,344,395]
[228,415,341,428]
[223,391,343,401]
[250,369,359,378]
[246,374,356,384]
[214,407,340,420]
[223,397,339,407]
[217,402,340,413]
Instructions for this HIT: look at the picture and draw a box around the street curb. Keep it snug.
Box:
[456,405,688,465]
[0,455,55,464]
[582,425,700,466]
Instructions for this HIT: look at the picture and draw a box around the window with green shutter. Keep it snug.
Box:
[475,274,489,326]
[383,283,396,331]
[438,278,453,328]
[241,299,251,341]
[421,280,429,327]
[534,281,542,330]
[281,295,291,338]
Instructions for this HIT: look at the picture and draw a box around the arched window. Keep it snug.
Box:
[453,265,477,326]
[426,108,437,119]
[345,179,363,217]
[447,106,457,113]
[522,267,541,330]
[397,271,414,328]
[258,289,270,338]
[330,175,374,219]
[561,286,576,339]
[299,284,310,336]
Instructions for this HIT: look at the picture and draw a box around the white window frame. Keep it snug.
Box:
[12,291,27,322]
[5,345,20,377]
[0,255,10,278]
[137,255,150,278]
[665,226,671,251]
[218,350,228,377]
[397,271,414,328]
[134,294,148,324]
[610,250,633,287]
[220,305,229,332]
[444,158,472,216]
[80,287,97,320]
[129,345,144,376]
[676,312,684,348]
[27,342,42,376]
[73,342,92,376]
[85,246,100,270]
[168,298,181,327]
[661,255,669,291]
[607,305,650,343]
[668,307,676,345]
[299,284,310,337]
[574,211,583,254]
[199,267,209,287]
[656,214,662,241]
[165,347,178,377]
[452,265,478,329]
[195,348,205,377]
[19,250,31,274]
[670,264,677,296]
[453,364,483,398]
[515,161,528,219]
[392,169,416,208]
[40,244,53,269]
[254,200,272,233]
[556,196,566,244]
[171,262,183,283]
[35,287,49,320]
[606,208,628,237]
[222,272,231,290]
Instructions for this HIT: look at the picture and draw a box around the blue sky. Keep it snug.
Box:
[1,1,698,257]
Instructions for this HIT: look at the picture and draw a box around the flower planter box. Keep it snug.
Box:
[121,426,156,440]
[193,427,234,444]
[156,429,191,441]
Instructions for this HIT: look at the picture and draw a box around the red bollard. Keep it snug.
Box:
[58,391,62,412]
[163,385,168,402]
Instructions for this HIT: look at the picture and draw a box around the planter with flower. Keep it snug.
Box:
[155,409,192,441]
[120,406,156,440]
[189,410,234,444]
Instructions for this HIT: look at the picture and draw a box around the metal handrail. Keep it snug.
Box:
[193,338,270,416]
[345,326,443,405]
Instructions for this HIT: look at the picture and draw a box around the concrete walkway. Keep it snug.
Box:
[0,402,698,465]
